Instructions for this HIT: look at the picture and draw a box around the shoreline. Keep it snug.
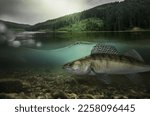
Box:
[28,30,150,33]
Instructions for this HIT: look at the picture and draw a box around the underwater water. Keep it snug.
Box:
[1,31,150,68]
[0,31,150,99]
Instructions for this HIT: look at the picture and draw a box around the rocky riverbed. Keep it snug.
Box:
[0,68,150,99]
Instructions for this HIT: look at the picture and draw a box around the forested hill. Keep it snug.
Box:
[0,20,30,31]
[28,0,150,31]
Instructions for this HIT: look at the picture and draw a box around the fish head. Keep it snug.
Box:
[63,59,90,75]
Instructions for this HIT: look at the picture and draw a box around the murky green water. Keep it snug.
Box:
[0,31,150,69]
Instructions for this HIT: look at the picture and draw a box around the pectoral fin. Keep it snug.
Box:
[91,67,111,84]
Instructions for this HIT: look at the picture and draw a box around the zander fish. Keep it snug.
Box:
[63,44,150,76]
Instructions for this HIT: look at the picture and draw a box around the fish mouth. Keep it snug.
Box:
[62,65,75,72]
[63,67,82,75]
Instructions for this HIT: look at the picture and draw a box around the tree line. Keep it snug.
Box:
[28,0,150,31]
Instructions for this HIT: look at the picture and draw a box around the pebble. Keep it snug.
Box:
[0,71,149,99]
[52,90,68,99]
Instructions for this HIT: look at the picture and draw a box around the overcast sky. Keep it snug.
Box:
[0,0,123,25]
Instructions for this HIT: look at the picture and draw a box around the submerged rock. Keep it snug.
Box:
[45,93,53,99]
[66,93,78,99]
[52,90,68,99]
[0,69,149,99]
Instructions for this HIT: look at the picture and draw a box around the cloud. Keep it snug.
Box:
[0,0,25,17]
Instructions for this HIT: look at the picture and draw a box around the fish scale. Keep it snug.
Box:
[91,53,144,66]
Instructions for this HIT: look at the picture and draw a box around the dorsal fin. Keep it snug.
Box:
[91,44,119,55]
[124,49,144,62]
